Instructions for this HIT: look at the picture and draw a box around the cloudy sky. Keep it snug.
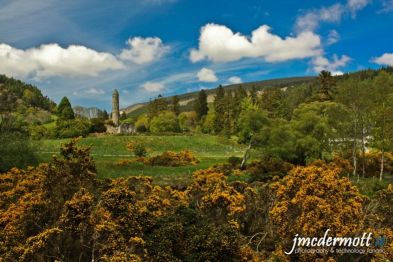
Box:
[0,0,393,110]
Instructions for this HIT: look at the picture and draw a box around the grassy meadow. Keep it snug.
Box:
[35,134,249,185]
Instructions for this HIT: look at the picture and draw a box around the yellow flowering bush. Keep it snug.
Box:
[270,162,364,260]
[142,150,200,167]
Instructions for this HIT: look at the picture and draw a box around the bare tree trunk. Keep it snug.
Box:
[361,123,366,179]
[352,119,357,179]
[380,106,386,181]
[241,137,252,170]
[380,148,384,181]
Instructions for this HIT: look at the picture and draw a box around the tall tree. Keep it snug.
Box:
[336,77,371,180]
[172,95,180,116]
[102,110,109,120]
[235,85,247,100]
[213,85,225,134]
[249,86,258,104]
[57,96,75,120]
[317,70,336,101]
[371,71,393,180]
[148,94,168,117]
[194,89,208,120]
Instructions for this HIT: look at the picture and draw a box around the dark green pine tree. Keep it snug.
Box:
[172,95,180,116]
[232,86,248,131]
[223,90,235,135]
[250,85,258,104]
[148,94,168,117]
[102,110,109,120]
[235,85,247,99]
[213,85,225,134]
[318,70,336,101]
[194,89,208,120]
[57,96,75,120]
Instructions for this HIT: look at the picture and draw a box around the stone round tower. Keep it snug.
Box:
[112,89,120,126]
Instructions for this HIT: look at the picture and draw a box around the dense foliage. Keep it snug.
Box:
[1,140,393,261]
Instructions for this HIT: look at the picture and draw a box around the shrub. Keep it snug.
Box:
[360,152,393,178]
[89,118,107,133]
[247,158,293,182]
[29,124,49,139]
[142,151,199,167]
[178,111,197,131]
[270,162,364,260]
[211,163,238,176]
[227,156,242,166]
[0,132,38,172]
[149,111,180,133]
[135,115,149,132]
[55,119,91,138]
[127,141,148,157]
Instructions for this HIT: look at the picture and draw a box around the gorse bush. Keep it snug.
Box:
[1,140,393,261]
[269,162,364,261]
[142,150,199,167]
[0,140,258,261]
[127,141,148,157]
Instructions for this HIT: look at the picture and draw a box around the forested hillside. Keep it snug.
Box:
[2,68,393,261]
[123,76,315,116]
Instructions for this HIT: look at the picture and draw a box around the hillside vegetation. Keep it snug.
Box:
[2,68,393,260]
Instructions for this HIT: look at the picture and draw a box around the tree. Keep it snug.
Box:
[213,85,225,134]
[102,110,109,120]
[290,101,349,164]
[57,96,75,120]
[317,70,336,101]
[0,87,37,172]
[194,89,208,121]
[148,94,168,117]
[135,114,150,132]
[171,95,180,116]
[371,71,393,180]
[249,86,258,104]
[260,89,286,118]
[336,77,372,180]
[238,97,267,143]
[149,111,180,133]
[179,111,197,131]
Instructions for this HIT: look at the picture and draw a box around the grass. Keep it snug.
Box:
[34,134,248,186]
[34,134,393,192]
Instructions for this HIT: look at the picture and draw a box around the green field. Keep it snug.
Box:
[35,135,248,185]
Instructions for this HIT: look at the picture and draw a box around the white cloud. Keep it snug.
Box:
[228,76,242,84]
[190,23,322,63]
[0,43,125,79]
[141,81,165,92]
[347,0,371,16]
[372,53,393,66]
[295,4,344,32]
[85,87,105,95]
[119,37,169,64]
[312,54,351,74]
[197,68,218,82]
[295,0,370,32]
[327,30,340,45]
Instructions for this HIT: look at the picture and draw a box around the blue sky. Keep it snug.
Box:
[0,0,393,110]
